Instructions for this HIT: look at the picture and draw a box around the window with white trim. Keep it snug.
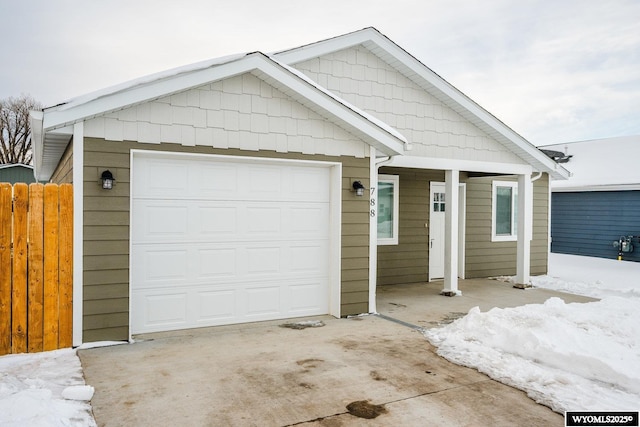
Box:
[377,175,399,245]
[492,181,518,241]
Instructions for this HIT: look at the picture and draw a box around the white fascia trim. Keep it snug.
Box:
[41,52,404,156]
[29,111,44,180]
[552,184,640,192]
[386,155,533,175]
[42,56,262,131]
[274,27,380,64]
[369,39,569,179]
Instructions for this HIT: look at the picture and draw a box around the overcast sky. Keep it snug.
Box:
[1,0,638,146]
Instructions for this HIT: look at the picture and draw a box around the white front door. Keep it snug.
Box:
[428,183,446,280]
[428,182,466,281]
[130,152,337,334]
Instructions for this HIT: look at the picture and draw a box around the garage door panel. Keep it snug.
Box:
[143,249,189,282]
[290,244,329,273]
[196,164,239,196]
[134,201,328,243]
[131,154,333,334]
[246,207,282,234]
[199,207,238,234]
[292,168,330,199]
[135,292,188,328]
[247,166,283,197]
[198,248,238,278]
[291,206,328,234]
[133,159,190,198]
[246,247,281,275]
[245,286,281,317]
[197,289,237,321]
[289,281,328,313]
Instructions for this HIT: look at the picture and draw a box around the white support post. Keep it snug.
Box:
[515,173,532,286]
[442,169,460,296]
[368,146,378,313]
[72,122,84,347]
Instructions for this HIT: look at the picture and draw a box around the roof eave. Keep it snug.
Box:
[38,51,406,179]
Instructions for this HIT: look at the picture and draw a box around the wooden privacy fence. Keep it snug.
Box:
[0,182,73,355]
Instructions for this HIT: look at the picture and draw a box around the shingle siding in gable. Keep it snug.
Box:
[551,190,640,262]
[83,73,369,159]
[293,45,527,165]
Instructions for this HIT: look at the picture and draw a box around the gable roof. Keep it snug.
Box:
[31,28,570,181]
[274,27,570,180]
[31,52,408,181]
[540,135,640,191]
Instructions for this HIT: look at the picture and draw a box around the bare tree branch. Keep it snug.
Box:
[0,94,42,165]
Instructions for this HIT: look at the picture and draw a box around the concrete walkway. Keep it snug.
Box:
[79,279,595,426]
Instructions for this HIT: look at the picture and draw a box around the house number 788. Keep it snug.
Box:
[370,186,376,217]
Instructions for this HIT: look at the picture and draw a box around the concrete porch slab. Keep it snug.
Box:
[377,278,597,329]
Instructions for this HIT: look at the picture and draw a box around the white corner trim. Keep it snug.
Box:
[72,122,84,347]
[368,146,378,313]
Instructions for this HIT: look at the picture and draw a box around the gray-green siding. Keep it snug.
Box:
[465,173,549,278]
[50,139,74,184]
[377,167,445,285]
[376,171,550,284]
[83,138,370,342]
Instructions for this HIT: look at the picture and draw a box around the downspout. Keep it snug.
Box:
[375,156,394,168]
[528,171,543,242]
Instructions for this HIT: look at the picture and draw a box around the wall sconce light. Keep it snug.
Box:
[101,170,115,190]
[352,181,365,197]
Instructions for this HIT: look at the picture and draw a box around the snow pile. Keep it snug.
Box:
[425,253,640,412]
[0,349,96,427]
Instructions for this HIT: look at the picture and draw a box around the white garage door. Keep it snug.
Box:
[131,152,335,334]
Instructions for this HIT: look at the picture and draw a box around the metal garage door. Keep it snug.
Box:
[131,152,333,334]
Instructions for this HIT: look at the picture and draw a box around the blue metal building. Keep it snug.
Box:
[542,136,640,262]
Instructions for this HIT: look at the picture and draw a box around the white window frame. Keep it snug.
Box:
[377,174,399,245]
[491,180,518,242]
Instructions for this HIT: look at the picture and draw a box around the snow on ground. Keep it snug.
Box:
[533,252,640,299]
[0,348,96,426]
[2,253,638,424]
[425,253,640,413]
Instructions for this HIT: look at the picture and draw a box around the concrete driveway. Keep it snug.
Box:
[79,279,595,426]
